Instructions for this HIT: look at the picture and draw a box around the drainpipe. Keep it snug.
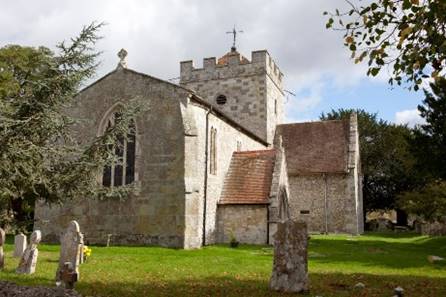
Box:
[266,205,270,245]
[323,173,329,234]
[202,107,212,246]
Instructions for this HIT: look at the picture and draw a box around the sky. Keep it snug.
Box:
[0,0,425,126]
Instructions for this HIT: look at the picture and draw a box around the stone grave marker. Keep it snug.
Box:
[79,233,85,264]
[60,262,78,289]
[16,230,41,274]
[13,233,27,258]
[56,221,82,282]
[0,228,5,269]
[269,220,309,293]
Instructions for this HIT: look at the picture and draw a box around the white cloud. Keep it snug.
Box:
[394,109,425,127]
[0,0,376,121]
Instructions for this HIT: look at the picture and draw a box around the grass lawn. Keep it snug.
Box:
[1,233,445,296]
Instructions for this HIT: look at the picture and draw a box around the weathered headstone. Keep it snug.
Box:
[16,230,41,274]
[13,233,27,258]
[269,220,309,293]
[79,233,84,264]
[0,228,5,269]
[56,221,82,283]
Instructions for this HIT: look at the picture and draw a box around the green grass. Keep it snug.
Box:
[1,233,445,296]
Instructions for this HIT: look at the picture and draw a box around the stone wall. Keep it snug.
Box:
[288,173,361,234]
[421,221,446,236]
[186,103,267,246]
[267,142,290,243]
[35,68,192,248]
[180,50,284,144]
[216,205,268,244]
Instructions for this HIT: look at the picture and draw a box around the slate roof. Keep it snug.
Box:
[219,149,276,205]
[276,120,350,175]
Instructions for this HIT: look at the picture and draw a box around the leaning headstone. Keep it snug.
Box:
[13,233,27,258]
[16,230,41,274]
[269,220,309,293]
[56,221,82,283]
[0,228,5,269]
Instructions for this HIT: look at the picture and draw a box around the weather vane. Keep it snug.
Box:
[226,26,243,51]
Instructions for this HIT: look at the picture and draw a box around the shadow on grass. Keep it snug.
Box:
[72,272,446,297]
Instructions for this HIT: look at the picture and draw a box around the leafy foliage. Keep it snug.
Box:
[0,23,142,230]
[398,78,446,219]
[320,109,416,212]
[398,180,446,221]
[325,0,446,90]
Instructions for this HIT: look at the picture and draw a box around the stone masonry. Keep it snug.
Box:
[180,49,284,144]
[270,220,309,293]
[34,48,363,248]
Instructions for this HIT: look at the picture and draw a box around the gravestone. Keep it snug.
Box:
[0,228,5,269]
[79,233,84,264]
[14,233,27,258]
[16,230,41,274]
[60,262,78,289]
[56,221,82,282]
[269,220,309,293]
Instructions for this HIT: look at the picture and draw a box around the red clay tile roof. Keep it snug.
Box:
[219,149,276,204]
[217,50,250,65]
[276,120,350,175]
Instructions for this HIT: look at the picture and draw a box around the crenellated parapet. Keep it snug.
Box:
[180,50,283,89]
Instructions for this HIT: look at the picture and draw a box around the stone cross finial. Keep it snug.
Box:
[117,48,128,69]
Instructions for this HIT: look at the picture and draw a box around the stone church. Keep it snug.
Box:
[35,47,364,249]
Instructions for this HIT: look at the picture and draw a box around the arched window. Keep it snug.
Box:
[101,112,136,187]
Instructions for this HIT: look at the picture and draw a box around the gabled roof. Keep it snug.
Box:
[219,149,276,205]
[76,66,268,145]
[276,120,350,175]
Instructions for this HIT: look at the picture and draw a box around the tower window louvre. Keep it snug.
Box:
[216,94,227,105]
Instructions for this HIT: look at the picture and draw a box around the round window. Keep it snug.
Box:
[216,94,227,105]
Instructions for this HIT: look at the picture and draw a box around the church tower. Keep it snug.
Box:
[180,48,284,144]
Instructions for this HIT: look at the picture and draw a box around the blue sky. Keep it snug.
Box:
[290,75,424,124]
[0,0,426,127]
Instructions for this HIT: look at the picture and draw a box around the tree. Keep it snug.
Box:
[325,0,446,90]
[397,78,446,220]
[398,180,446,221]
[415,77,446,177]
[0,23,141,231]
[320,109,416,221]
